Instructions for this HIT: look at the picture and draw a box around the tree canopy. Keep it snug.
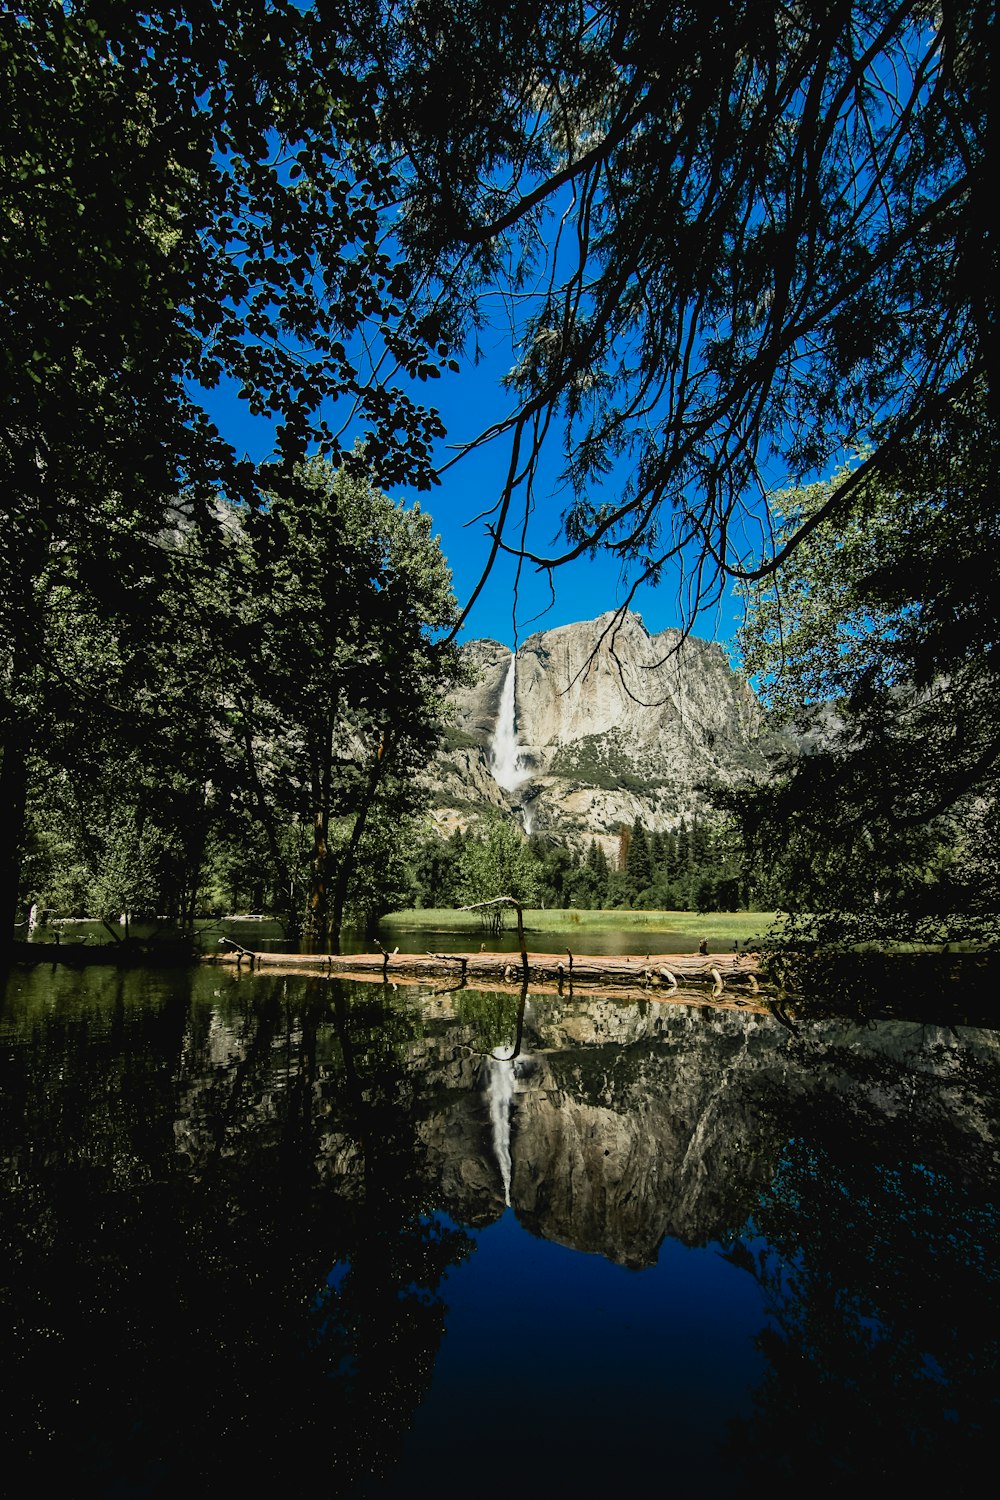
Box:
[3,1,998,942]
[371,0,994,625]
[2,0,450,506]
[728,398,1000,941]
[4,1,994,624]
[458,813,539,933]
[1,1,455,939]
[230,457,462,944]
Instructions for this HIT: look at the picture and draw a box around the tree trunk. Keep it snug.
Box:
[329,731,388,954]
[0,729,30,953]
[238,703,293,916]
[306,718,335,942]
[307,809,329,940]
[179,781,211,927]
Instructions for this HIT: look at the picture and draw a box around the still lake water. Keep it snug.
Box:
[1,957,997,1496]
[32,914,737,958]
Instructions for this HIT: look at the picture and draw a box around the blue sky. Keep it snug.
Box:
[204,352,751,661]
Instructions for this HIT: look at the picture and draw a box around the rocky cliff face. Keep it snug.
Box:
[428,610,768,841]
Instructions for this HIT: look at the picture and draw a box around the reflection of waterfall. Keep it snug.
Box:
[491,653,527,793]
[485,1057,516,1206]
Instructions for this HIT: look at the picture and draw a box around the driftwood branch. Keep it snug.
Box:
[202,941,764,1003]
[220,936,256,967]
[462,897,528,976]
[374,938,399,978]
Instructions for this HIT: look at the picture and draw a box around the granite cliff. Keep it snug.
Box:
[429,609,768,842]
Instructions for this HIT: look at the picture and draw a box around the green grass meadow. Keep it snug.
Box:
[381,907,775,950]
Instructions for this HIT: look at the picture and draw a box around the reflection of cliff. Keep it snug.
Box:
[165,977,1000,1271]
[390,997,1000,1267]
[507,1001,779,1264]
[514,1007,1000,1264]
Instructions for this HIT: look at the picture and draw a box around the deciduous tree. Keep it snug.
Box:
[230,458,461,946]
[731,410,1000,940]
[1,1,452,944]
[459,813,538,934]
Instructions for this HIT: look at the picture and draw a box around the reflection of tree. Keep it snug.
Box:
[0,971,473,1494]
[766,946,1000,1030]
[455,987,523,1055]
[310,983,475,1488]
[727,1066,1000,1488]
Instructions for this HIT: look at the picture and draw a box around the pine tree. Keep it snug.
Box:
[590,840,610,906]
[675,820,690,876]
[626,818,653,897]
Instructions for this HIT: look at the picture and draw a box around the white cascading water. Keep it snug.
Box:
[491,652,526,792]
[485,1055,516,1205]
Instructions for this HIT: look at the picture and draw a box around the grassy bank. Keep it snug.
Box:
[380,907,774,950]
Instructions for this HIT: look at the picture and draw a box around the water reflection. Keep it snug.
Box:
[484,1057,516,1205]
[0,966,997,1494]
[727,1048,1000,1488]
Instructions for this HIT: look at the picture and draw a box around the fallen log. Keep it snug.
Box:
[201,952,768,1014]
[202,945,761,992]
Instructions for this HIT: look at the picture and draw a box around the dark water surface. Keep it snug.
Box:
[32,914,743,958]
[1,963,997,1496]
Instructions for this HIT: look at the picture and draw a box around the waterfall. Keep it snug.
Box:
[490,652,527,794]
[485,1055,516,1205]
